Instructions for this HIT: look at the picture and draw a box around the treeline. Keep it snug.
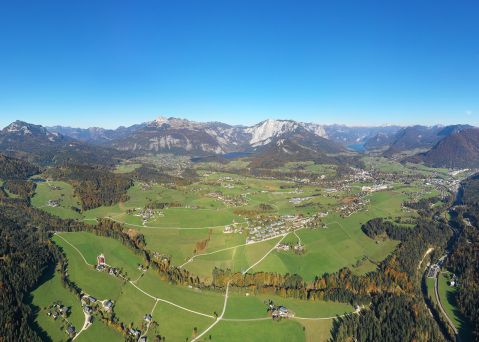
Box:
[46,164,133,210]
[129,165,197,185]
[0,211,54,341]
[210,218,451,300]
[330,293,446,342]
[0,153,38,180]
[3,180,36,200]
[361,218,411,241]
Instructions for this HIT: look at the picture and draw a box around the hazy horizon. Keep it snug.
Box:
[0,114,477,131]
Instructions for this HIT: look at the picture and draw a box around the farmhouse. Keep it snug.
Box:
[272,305,292,319]
[276,243,290,251]
[128,328,141,337]
[427,264,440,278]
[97,253,106,266]
[66,325,75,337]
[103,300,113,311]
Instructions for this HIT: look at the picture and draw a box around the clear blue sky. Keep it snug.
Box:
[1,0,478,128]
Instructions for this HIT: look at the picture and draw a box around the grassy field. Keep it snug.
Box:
[32,164,441,284]
[55,231,144,279]
[113,163,142,174]
[29,266,84,342]
[208,319,305,342]
[224,292,352,319]
[30,158,453,341]
[75,319,124,342]
[147,302,214,341]
[31,180,83,219]
[52,234,126,300]
[45,230,357,341]
[438,272,473,341]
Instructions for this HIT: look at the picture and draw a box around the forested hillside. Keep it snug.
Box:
[447,175,479,340]
[45,165,133,210]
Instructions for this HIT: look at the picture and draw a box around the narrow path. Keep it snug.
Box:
[104,216,240,230]
[128,281,215,319]
[54,233,93,266]
[140,299,159,339]
[180,234,283,268]
[293,229,302,246]
[242,233,289,274]
[192,282,230,342]
[72,312,91,340]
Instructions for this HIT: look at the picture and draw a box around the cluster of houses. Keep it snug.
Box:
[246,215,313,243]
[127,313,153,341]
[337,194,370,217]
[276,242,304,254]
[47,199,61,207]
[223,223,244,234]
[130,207,164,225]
[96,253,126,280]
[206,191,247,207]
[45,302,75,337]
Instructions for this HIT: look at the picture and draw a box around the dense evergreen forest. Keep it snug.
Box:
[0,153,39,180]
[447,175,479,340]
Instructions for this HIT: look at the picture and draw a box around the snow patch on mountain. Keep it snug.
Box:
[245,119,326,146]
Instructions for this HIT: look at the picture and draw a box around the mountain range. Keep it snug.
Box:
[0,117,476,168]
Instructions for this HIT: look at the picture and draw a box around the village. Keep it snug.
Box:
[245,215,314,243]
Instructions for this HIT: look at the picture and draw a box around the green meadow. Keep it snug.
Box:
[29,266,84,342]
[438,272,473,341]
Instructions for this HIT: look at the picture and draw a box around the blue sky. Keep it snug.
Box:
[0,0,478,128]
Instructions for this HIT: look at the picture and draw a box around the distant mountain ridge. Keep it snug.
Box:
[0,121,128,166]
[48,117,404,156]
[3,118,477,168]
[361,124,473,155]
[408,128,479,168]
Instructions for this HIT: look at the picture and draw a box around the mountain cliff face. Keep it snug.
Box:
[109,117,245,155]
[408,128,479,168]
[245,119,326,146]
[106,117,332,155]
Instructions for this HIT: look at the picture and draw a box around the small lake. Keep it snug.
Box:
[347,144,366,153]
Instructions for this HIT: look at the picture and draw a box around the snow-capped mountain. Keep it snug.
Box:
[4,121,61,142]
